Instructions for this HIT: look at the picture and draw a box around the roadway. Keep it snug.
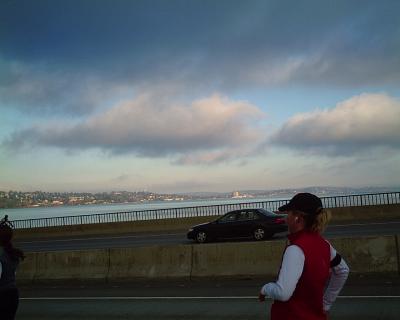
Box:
[15,221,400,319]
[16,220,400,252]
[17,276,400,319]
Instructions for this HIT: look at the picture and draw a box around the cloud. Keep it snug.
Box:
[1,1,399,115]
[271,93,400,155]
[3,92,265,163]
[174,148,251,166]
[0,56,135,115]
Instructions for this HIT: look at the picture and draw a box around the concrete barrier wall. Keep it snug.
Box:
[14,204,400,240]
[329,236,398,273]
[18,249,110,281]
[191,241,284,277]
[17,235,400,282]
[108,245,192,279]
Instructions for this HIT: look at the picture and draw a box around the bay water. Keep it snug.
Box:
[1,197,285,221]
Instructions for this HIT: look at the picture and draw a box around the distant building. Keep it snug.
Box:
[232,191,253,199]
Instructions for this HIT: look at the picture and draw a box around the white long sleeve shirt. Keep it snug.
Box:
[261,242,349,311]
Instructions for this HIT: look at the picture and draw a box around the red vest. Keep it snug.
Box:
[271,230,330,320]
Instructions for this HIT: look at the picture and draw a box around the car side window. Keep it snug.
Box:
[237,211,249,221]
[235,210,259,221]
[219,212,238,223]
[245,211,260,220]
[246,211,254,220]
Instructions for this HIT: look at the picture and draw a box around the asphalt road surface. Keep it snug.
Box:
[17,276,400,320]
[16,220,400,252]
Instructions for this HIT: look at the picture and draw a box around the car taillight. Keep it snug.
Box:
[274,218,286,224]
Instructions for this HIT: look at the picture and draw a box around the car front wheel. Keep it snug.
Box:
[196,231,208,243]
[253,227,266,241]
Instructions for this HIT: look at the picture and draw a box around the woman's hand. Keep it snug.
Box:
[258,293,266,302]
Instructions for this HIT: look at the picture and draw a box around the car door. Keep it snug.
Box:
[236,210,262,237]
[215,211,240,238]
[225,210,247,238]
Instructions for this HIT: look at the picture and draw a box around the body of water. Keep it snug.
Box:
[4,191,397,224]
[2,197,287,221]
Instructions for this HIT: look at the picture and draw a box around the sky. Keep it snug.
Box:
[1,0,399,193]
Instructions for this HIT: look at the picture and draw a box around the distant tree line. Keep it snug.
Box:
[0,190,192,209]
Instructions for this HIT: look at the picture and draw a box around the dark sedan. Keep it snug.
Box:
[187,208,287,243]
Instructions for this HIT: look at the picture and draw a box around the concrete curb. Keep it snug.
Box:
[18,235,400,282]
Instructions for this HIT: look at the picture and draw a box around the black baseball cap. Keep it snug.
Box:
[278,193,323,215]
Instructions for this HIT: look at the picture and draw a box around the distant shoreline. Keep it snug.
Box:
[2,187,398,210]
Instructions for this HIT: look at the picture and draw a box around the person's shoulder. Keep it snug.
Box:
[286,244,304,256]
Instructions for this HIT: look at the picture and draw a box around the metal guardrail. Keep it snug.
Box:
[11,192,400,229]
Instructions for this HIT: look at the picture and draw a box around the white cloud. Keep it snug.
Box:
[3,92,266,164]
[272,93,400,155]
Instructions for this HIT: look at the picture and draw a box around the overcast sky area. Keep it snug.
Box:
[1,0,399,193]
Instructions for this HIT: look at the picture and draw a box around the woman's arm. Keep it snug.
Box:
[323,245,350,311]
[260,245,304,301]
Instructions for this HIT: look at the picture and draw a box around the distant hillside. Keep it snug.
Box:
[180,186,400,198]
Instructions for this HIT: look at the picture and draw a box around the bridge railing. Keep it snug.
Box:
[10,192,400,229]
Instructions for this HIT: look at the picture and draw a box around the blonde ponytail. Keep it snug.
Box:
[310,209,331,233]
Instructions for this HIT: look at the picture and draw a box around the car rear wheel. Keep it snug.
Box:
[253,227,266,241]
[196,231,208,243]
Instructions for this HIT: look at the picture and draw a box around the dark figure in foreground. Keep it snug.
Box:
[0,215,25,320]
[259,193,349,320]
